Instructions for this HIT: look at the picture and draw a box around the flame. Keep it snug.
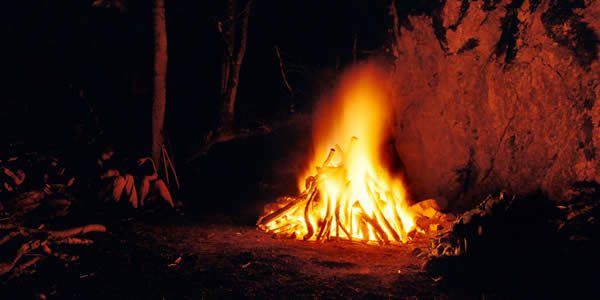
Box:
[258,63,414,244]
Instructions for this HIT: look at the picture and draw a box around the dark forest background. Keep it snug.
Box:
[0,0,396,162]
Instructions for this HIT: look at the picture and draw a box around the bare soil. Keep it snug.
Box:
[1,215,479,299]
[135,219,438,299]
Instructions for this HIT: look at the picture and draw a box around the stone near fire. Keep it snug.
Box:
[409,198,445,218]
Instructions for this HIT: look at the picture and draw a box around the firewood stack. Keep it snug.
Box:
[0,223,106,277]
[257,137,408,244]
[0,153,107,278]
[258,137,451,244]
[257,144,361,242]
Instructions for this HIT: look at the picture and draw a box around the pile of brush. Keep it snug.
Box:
[421,191,600,295]
[0,153,107,279]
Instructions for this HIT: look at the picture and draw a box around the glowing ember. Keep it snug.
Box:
[257,63,415,244]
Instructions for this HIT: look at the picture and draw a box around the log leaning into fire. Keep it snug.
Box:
[353,201,389,244]
[257,196,306,227]
[303,180,320,240]
[258,148,335,238]
[387,191,407,240]
[307,148,335,241]
[365,179,401,243]
[315,190,335,241]
[322,148,336,167]
[334,189,352,241]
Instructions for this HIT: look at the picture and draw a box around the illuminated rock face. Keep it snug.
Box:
[390,0,599,208]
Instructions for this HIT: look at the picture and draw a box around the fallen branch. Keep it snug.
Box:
[0,239,43,276]
[0,223,107,277]
[9,256,41,278]
[274,45,293,96]
[49,224,106,239]
[0,228,30,246]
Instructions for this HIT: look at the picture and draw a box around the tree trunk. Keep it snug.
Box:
[152,0,168,166]
[220,0,235,96]
[218,0,251,135]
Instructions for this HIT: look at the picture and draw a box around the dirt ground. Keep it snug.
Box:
[135,220,440,299]
[0,216,503,299]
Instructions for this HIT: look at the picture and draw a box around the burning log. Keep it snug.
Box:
[365,180,400,243]
[334,192,352,241]
[353,202,389,245]
[256,66,439,245]
[315,190,335,241]
[258,136,419,245]
[322,148,336,166]
[355,210,370,242]
[270,223,300,236]
[387,192,407,241]
[303,189,318,240]
[257,196,307,227]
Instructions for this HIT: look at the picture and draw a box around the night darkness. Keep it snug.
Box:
[1,0,391,158]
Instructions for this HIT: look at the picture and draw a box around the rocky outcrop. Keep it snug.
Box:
[390,0,599,209]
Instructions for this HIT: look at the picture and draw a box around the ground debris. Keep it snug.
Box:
[0,153,110,283]
[0,222,106,277]
[423,191,600,296]
[168,255,183,267]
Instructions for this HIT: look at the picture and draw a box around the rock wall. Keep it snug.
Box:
[390,0,599,209]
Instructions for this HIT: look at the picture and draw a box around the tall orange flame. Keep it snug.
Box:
[258,63,414,244]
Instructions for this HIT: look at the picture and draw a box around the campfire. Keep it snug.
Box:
[258,64,418,244]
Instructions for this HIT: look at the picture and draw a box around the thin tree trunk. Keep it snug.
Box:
[218,0,251,135]
[220,0,236,96]
[152,0,168,165]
